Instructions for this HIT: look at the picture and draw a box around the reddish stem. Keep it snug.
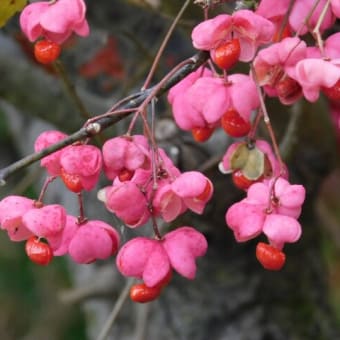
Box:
[294,0,321,37]
[37,175,57,203]
[312,0,331,56]
[127,57,194,137]
[250,65,285,176]
[247,109,263,141]
[266,176,280,214]
[142,0,191,90]
[150,99,159,192]
[151,214,162,240]
[204,7,209,20]
[77,192,87,225]
[84,108,137,129]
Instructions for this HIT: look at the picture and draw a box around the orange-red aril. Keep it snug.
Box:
[129,283,162,303]
[60,167,83,193]
[232,170,258,191]
[256,242,286,271]
[25,236,53,266]
[192,126,214,142]
[322,79,340,102]
[34,39,61,64]
[221,108,251,138]
[213,39,241,70]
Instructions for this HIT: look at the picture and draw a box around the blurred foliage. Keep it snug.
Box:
[0,194,88,340]
[0,232,87,339]
[318,168,340,324]
[0,111,87,339]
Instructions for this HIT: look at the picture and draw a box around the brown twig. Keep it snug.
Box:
[96,278,135,340]
[142,0,192,90]
[0,50,209,185]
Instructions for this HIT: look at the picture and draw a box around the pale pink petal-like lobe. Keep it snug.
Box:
[142,244,171,287]
[263,214,302,250]
[68,220,118,264]
[19,3,49,42]
[226,201,265,241]
[34,130,68,176]
[60,144,102,190]
[101,183,150,227]
[228,74,259,121]
[152,184,184,222]
[331,0,340,18]
[50,215,78,256]
[294,59,340,102]
[289,0,335,35]
[22,204,66,238]
[163,227,207,279]
[116,237,159,279]
[19,0,90,43]
[0,195,34,241]
[192,14,232,50]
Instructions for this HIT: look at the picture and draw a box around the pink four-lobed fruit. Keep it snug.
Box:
[117,227,207,287]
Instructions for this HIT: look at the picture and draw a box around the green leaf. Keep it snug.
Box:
[0,0,27,28]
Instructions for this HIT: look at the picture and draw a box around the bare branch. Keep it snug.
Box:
[0,51,209,185]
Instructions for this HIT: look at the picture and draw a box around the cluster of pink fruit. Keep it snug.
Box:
[0,130,211,303]
[170,2,340,143]
[20,0,89,64]
[167,1,340,269]
[0,0,339,303]
[219,140,305,270]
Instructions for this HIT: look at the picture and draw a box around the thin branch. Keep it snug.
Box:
[96,278,134,340]
[142,0,191,90]
[53,60,92,120]
[295,0,321,37]
[250,64,285,173]
[276,0,295,41]
[0,51,209,185]
[312,0,331,55]
[127,57,196,136]
[134,303,151,340]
